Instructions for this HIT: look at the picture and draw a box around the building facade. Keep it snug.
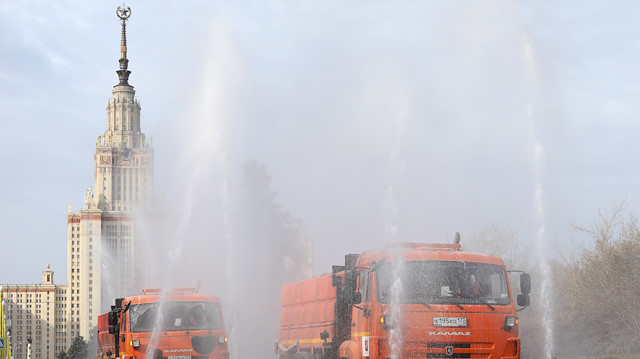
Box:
[65,5,154,342]
[1,7,153,356]
[1,266,68,359]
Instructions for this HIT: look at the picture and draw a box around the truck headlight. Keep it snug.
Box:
[504,316,519,331]
[130,339,140,348]
[218,336,227,345]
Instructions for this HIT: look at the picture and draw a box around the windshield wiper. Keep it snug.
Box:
[442,291,465,310]
[478,298,495,311]
[456,294,495,311]
[414,300,432,309]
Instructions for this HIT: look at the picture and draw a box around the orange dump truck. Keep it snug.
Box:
[277,242,531,359]
[98,288,228,359]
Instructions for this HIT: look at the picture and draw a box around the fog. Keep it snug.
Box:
[4,1,640,358]
[130,2,591,358]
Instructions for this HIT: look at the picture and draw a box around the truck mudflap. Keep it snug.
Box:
[338,340,359,359]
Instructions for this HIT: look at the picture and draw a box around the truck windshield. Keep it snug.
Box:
[376,261,510,306]
[128,301,223,333]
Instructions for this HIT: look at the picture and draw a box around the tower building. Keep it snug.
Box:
[65,5,153,341]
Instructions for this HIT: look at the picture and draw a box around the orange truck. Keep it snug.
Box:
[98,288,229,359]
[277,240,531,359]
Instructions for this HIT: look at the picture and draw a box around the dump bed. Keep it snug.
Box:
[97,312,115,358]
[280,274,336,346]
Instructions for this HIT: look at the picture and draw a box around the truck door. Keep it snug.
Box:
[353,271,372,359]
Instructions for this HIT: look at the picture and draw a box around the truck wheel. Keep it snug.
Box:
[294,352,313,359]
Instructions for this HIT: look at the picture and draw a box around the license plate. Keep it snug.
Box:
[168,356,191,359]
[433,317,467,327]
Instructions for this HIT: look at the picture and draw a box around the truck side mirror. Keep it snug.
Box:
[520,273,531,295]
[108,325,116,335]
[517,294,530,307]
[352,292,362,305]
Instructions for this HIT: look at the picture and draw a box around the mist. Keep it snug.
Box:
[137,2,541,358]
[118,1,640,358]
[4,0,640,358]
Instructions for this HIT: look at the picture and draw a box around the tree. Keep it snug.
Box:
[86,327,98,359]
[556,202,640,356]
[230,160,313,359]
[66,336,88,359]
[234,160,313,282]
[464,224,530,270]
[463,225,548,359]
[56,350,68,359]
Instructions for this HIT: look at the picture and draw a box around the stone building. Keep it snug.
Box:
[64,5,154,343]
[2,7,154,356]
[1,265,68,359]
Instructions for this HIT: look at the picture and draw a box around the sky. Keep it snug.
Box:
[2,0,640,285]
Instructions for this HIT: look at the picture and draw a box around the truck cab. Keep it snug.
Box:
[347,243,530,359]
[278,243,531,359]
[98,288,229,359]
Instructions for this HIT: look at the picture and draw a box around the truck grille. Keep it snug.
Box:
[427,343,471,349]
[406,342,492,359]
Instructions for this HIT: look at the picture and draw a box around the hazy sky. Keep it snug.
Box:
[2,0,640,285]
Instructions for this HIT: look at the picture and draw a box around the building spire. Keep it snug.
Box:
[116,5,132,87]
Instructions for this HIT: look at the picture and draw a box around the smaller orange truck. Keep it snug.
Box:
[277,239,531,359]
[97,288,228,359]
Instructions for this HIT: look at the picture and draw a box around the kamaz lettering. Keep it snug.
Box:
[429,331,471,336]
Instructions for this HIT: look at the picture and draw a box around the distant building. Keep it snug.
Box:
[1,7,155,356]
[1,286,11,359]
[1,265,68,359]
[65,5,154,343]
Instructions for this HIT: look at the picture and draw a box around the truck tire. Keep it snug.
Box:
[279,350,296,359]
[294,352,313,359]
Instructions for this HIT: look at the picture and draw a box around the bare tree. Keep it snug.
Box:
[464,224,530,270]
[463,225,547,359]
[557,201,640,355]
